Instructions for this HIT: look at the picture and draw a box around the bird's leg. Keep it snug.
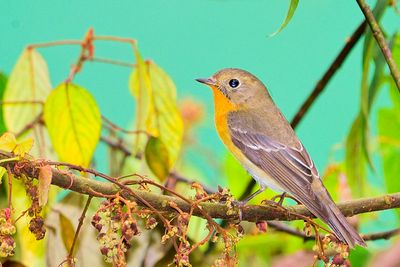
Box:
[271,192,287,206]
[277,192,286,206]
[271,192,302,206]
[241,186,266,204]
[233,185,266,221]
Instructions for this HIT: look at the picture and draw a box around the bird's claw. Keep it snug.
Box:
[232,200,247,221]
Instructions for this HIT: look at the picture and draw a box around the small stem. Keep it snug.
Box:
[27,40,83,49]
[90,57,135,68]
[102,115,150,135]
[268,221,400,242]
[6,166,13,209]
[15,112,43,138]
[0,157,20,164]
[68,196,93,258]
[93,35,136,45]
[356,0,400,92]
[0,100,44,106]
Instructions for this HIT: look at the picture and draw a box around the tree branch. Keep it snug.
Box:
[268,221,400,242]
[2,151,400,224]
[356,0,400,92]
[290,20,367,128]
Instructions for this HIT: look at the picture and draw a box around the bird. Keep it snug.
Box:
[196,68,366,248]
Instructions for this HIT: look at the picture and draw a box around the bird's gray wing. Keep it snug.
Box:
[227,112,329,216]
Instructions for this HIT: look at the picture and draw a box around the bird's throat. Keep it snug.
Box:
[211,87,236,119]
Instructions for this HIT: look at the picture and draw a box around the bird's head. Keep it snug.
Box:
[196,68,269,107]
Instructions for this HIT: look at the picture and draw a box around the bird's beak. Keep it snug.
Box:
[195,77,217,86]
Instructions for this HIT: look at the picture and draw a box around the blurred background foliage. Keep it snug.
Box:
[0,0,400,266]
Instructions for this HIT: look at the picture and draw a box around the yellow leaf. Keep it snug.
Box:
[3,48,51,133]
[0,132,17,152]
[44,83,101,167]
[59,212,77,252]
[129,47,154,152]
[0,132,34,157]
[0,166,6,184]
[145,136,170,181]
[13,138,34,157]
[146,61,183,166]
[38,165,53,207]
[129,47,183,173]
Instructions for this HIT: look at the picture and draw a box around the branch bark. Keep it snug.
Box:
[2,151,400,223]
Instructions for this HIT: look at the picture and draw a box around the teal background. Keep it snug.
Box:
[0,1,398,185]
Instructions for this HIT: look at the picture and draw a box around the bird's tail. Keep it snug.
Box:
[307,179,366,248]
[324,199,366,248]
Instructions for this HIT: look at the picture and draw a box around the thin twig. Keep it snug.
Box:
[15,112,43,138]
[68,196,93,258]
[27,40,83,49]
[89,57,135,68]
[92,35,136,45]
[102,115,150,135]
[0,100,44,106]
[101,136,133,157]
[290,20,367,128]
[356,0,400,92]
[6,166,13,209]
[268,221,400,242]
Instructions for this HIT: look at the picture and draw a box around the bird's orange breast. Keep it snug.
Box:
[211,87,240,153]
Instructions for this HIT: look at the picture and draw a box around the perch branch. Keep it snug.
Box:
[1,151,400,224]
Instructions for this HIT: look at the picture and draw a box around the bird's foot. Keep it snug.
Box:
[260,199,281,207]
[232,200,247,221]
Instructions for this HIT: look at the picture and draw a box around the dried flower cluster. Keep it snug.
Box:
[15,172,46,240]
[0,208,16,257]
[91,197,141,267]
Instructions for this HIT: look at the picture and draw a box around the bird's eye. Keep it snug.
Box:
[229,79,240,88]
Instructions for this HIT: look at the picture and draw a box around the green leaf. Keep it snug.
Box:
[145,136,170,181]
[345,115,366,197]
[3,48,51,133]
[393,33,400,66]
[348,246,371,266]
[0,72,8,133]
[130,47,152,153]
[130,46,184,174]
[59,212,77,252]
[345,2,388,195]
[44,83,101,167]
[270,0,299,36]
[378,89,400,191]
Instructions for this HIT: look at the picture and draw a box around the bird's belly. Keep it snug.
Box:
[234,151,284,192]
